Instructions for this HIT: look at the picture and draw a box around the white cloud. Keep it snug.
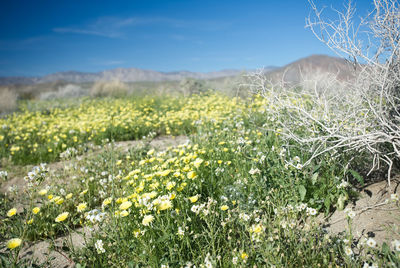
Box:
[53,16,232,38]
[53,28,121,38]
[53,16,135,38]
[54,16,181,38]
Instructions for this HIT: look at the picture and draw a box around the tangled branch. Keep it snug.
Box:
[247,1,400,186]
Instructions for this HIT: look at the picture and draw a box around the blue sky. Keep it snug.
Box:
[0,0,373,76]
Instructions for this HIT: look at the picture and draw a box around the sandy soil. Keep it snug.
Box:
[324,178,400,245]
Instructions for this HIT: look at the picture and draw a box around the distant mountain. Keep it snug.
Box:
[0,55,353,86]
[266,54,355,84]
[0,67,269,86]
[0,76,40,85]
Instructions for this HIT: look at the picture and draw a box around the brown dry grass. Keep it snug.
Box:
[0,87,17,114]
[90,80,128,97]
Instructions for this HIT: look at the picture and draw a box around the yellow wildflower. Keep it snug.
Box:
[80,189,88,196]
[103,197,112,207]
[133,229,141,238]
[142,215,154,226]
[7,238,22,249]
[158,200,172,211]
[55,198,64,205]
[120,210,129,217]
[251,224,263,234]
[148,191,157,198]
[160,169,171,177]
[119,201,132,210]
[220,205,229,211]
[77,202,87,212]
[32,207,40,214]
[187,171,197,179]
[55,212,69,222]
[7,208,17,217]
[38,189,48,196]
[193,158,204,168]
[188,195,199,203]
[166,181,176,190]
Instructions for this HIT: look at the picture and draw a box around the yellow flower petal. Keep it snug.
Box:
[7,238,22,249]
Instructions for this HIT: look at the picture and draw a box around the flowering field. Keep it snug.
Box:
[0,92,399,267]
[0,94,244,164]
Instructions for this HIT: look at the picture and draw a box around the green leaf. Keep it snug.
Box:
[313,164,321,173]
[299,185,307,201]
[382,242,390,255]
[349,170,364,186]
[156,233,170,243]
[324,196,331,211]
[311,173,318,185]
[128,262,138,268]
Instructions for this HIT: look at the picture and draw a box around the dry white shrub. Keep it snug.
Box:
[248,0,400,185]
[90,80,128,97]
[39,84,86,100]
[0,87,17,114]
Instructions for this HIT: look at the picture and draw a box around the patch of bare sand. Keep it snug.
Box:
[18,227,92,268]
[324,178,400,245]
[114,134,189,152]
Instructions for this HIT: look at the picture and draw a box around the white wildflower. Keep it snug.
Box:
[345,208,356,219]
[344,246,353,256]
[232,257,238,265]
[239,213,250,221]
[95,239,105,254]
[249,167,260,175]
[307,207,317,216]
[296,203,307,211]
[366,238,377,248]
[204,253,213,268]
[0,170,8,179]
[392,240,400,251]
[184,262,193,268]
[177,227,185,236]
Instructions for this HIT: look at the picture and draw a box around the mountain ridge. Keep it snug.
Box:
[0,67,277,86]
[266,54,354,83]
[0,54,354,86]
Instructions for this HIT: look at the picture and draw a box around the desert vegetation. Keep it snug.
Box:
[0,88,17,115]
[0,90,399,267]
[0,0,399,267]
[90,80,129,98]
